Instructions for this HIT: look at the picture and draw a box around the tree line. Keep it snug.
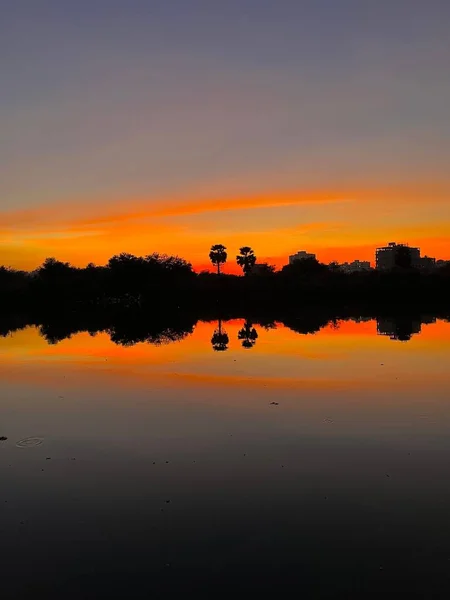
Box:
[1,244,450,311]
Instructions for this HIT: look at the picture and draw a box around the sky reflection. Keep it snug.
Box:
[2,317,450,597]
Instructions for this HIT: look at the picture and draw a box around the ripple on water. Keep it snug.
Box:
[16,437,44,448]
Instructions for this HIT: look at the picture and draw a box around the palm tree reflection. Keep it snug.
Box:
[211,318,229,351]
[238,320,258,349]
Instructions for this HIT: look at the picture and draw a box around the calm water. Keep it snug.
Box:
[1,317,450,598]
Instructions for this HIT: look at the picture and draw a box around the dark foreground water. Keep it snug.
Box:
[1,317,450,598]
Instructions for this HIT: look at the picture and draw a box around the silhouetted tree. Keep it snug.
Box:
[145,253,193,278]
[38,257,74,279]
[211,318,229,351]
[280,257,329,278]
[32,257,77,301]
[106,252,194,301]
[236,246,256,276]
[250,263,275,275]
[107,253,146,300]
[328,262,340,272]
[209,244,227,275]
[237,320,258,348]
[0,266,29,294]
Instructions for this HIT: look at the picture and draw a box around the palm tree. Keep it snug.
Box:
[211,318,229,351]
[236,246,256,276]
[209,244,227,275]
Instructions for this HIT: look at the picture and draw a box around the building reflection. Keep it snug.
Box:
[376,316,436,341]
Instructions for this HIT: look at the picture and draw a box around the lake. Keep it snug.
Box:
[1,316,450,598]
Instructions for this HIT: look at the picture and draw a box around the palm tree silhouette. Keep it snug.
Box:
[211,318,229,351]
[209,244,227,275]
[236,246,256,276]
[238,320,258,348]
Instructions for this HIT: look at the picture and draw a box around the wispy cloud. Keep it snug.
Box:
[1,184,450,270]
[0,189,350,232]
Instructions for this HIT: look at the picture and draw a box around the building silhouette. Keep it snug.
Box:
[289,251,316,264]
[339,260,371,273]
[376,242,421,270]
[436,259,450,269]
[377,315,436,341]
[419,256,436,270]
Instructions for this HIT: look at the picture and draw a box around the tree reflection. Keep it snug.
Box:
[109,324,193,346]
[0,312,446,349]
[211,318,229,351]
[280,314,330,335]
[238,320,258,349]
[36,311,196,346]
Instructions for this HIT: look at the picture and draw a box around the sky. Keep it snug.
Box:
[1,0,450,271]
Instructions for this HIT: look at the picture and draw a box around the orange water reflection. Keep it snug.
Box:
[2,317,450,600]
[1,319,449,395]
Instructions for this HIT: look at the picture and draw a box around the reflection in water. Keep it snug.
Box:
[1,317,450,597]
[377,316,437,341]
[211,318,229,351]
[280,313,332,335]
[0,312,449,348]
[108,322,194,347]
[37,313,197,346]
[237,320,259,348]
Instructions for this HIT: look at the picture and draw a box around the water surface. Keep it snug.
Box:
[1,317,450,598]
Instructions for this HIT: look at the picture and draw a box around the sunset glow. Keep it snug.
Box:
[2,2,450,271]
[1,185,449,271]
[3,4,450,597]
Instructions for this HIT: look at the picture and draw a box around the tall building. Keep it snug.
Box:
[289,251,316,265]
[375,242,421,270]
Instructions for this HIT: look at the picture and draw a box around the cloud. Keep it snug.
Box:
[3,180,449,235]
[1,184,450,270]
[42,189,351,232]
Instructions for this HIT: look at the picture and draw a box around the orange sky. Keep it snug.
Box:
[1,184,449,272]
[2,2,450,273]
